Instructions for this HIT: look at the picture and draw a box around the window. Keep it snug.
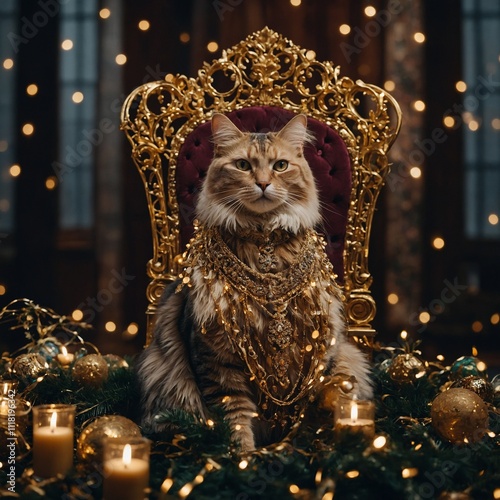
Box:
[462,0,500,239]
[56,0,98,228]
[0,0,18,234]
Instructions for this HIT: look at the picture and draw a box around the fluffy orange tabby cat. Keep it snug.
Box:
[137,113,372,450]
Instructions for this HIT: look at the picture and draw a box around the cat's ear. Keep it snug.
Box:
[276,114,311,150]
[211,114,243,148]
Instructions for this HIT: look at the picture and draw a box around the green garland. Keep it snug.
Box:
[0,300,499,499]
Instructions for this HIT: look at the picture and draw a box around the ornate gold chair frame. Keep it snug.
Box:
[121,28,402,345]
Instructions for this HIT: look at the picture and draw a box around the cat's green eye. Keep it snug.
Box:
[235,159,251,171]
[273,160,289,172]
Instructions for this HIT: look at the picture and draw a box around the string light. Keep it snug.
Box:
[27,84,38,96]
[179,32,190,43]
[345,470,360,479]
[99,8,111,19]
[0,140,8,152]
[306,50,316,60]
[364,6,376,17]
[22,123,34,136]
[61,39,73,51]
[402,467,419,478]
[413,100,426,112]
[410,166,422,178]
[290,0,302,6]
[491,313,500,325]
[207,41,218,53]
[471,321,483,333]
[387,293,399,305]
[468,120,479,131]
[72,91,84,104]
[9,165,21,177]
[115,54,127,65]
[400,330,408,340]
[289,484,300,494]
[339,24,351,35]
[443,116,455,128]
[45,177,57,190]
[432,237,445,250]
[0,284,6,296]
[72,309,83,321]
[105,321,116,332]
[488,213,499,225]
[455,81,467,92]
[3,58,14,70]
[419,312,431,324]
[492,118,500,130]
[384,80,395,91]
[138,20,150,31]
[472,346,478,356]
[126,323,139,335]
[373,435,387,449]
[413,32,425,43]
[238,459,248,470]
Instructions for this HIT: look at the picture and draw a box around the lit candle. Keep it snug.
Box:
[56,346,75,367]
[33,404,75,478]
[334,399,375,439]
[103,438,150,500]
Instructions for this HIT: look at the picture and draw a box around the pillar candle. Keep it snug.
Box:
[33,404,75,478]
[334,399,375,439]
[103,438,150,500]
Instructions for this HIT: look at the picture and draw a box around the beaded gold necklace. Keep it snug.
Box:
[177,225,342,426]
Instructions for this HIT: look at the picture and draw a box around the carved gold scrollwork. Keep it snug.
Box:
[120,27,402,343]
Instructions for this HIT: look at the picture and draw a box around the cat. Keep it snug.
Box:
[136,113,373,451]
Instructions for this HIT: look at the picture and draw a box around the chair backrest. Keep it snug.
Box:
[121,27,402,345]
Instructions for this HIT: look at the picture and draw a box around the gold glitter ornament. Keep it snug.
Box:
[11,353,49,385]
[450,376,494,403]
[431,388,489,444]
[77,415,141,462]
[388,353,426,384]
[103,354,129,370]
[72,354,109,387]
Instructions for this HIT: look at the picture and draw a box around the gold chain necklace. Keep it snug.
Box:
[178,225,341,424]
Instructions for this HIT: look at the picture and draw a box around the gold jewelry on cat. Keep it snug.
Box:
[177,225,342,427]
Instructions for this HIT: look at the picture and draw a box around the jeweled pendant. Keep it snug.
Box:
[268,316,293,349]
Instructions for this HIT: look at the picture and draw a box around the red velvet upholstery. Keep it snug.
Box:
[175,106,352,282]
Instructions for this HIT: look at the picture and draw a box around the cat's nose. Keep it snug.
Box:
[257,182,270,192]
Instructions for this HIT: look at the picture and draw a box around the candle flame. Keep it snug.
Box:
[50,412,57,429]
[122,444,132,465]
[350,402,358,422]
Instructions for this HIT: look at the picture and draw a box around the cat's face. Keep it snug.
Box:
[196,114,321,233]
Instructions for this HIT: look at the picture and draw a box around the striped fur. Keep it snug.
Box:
[136,114,373,450]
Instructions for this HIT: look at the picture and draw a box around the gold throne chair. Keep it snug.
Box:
[120,28,401,345]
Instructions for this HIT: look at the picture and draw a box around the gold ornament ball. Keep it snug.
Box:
[431,388,489,444]
[450,375,494,402]
[77,415,142,462]
[388,353,426,384]
[11,353,49,385]
[103,354,129,370]
[72,354,109,387]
